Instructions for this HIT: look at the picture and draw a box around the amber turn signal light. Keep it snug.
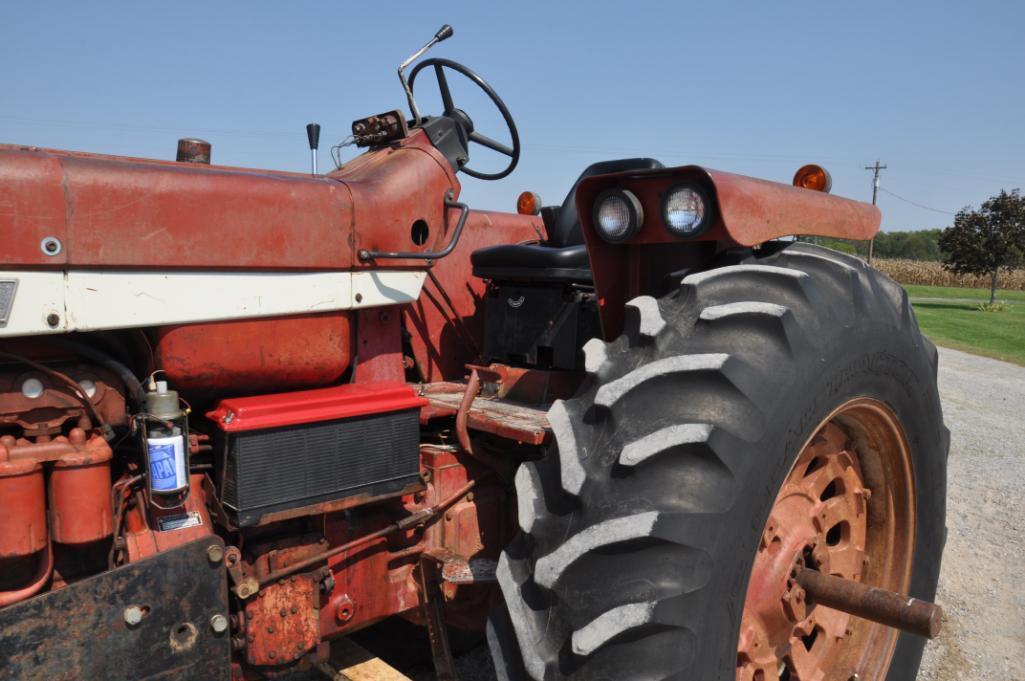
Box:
[517,191,542,215]
[793,165,832,193]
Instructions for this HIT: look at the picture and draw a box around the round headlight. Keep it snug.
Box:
[662,185,710,237]
[593,190,643,243]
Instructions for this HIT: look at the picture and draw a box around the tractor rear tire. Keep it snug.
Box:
[489,243,947,681]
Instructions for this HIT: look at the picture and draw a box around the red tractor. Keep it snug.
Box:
[0,26,946,681]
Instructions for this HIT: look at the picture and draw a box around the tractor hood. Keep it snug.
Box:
[0,131,466,337]
[0,130,458,270]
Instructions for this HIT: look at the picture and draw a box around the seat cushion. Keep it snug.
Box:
[471,243,591,283]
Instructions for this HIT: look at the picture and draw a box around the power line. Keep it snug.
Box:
[877,187,956,215]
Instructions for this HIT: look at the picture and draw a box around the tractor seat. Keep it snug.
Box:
[471,157,664,283]
[470,243,590,283]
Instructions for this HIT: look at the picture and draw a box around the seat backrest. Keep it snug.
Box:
[547,157,665,247]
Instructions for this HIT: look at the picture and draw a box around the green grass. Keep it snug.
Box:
[903,284,1025,303]
[906,285,1025,366]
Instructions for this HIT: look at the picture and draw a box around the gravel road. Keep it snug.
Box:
[918,347,1025,680]
[344,346,1025,680]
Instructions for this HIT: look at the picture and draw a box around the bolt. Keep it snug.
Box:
[290,606,298,614]
[209,614,229,634]
[269,651,277,660]
[123,605,145,626]
[206,544,224,564]
[355,292,364,303]
[296,643,304,651]
[445,512,453,521]
[335,595,355,623]
[46,313,60,328]
[267,625,275,634]
[293,652,302,660]
[40,236,62,256]
[280,608,288,618]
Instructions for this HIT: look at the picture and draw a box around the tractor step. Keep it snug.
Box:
[421,381,551,445]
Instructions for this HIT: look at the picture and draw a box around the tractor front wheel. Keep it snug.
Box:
[489,243,947,681]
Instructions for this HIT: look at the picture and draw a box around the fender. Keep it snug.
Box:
[574,164,881,338]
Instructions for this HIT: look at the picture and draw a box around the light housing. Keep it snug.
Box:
[593,189,643,243]
[792,164,832,193]
[517,191,542,215]
[661,184,711,238]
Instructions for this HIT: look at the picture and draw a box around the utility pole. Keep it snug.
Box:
[865,160,886,264]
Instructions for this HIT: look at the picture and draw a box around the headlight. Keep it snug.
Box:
[593,189,643,243]
[662,185,710,237]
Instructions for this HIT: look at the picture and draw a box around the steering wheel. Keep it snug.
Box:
[409,57,520,181]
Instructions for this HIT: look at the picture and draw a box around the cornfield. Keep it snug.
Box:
[872,258,1025,290]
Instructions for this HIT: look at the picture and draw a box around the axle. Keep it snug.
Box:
[794,567,943,639]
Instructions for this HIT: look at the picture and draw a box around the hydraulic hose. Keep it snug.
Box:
[49,338,146,409]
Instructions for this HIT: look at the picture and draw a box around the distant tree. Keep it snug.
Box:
[809,230,945,262]
[939,189,1025,303]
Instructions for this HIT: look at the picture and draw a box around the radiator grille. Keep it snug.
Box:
[220,408,420,526]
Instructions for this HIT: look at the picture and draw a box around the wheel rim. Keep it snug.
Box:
[737,398,916,681]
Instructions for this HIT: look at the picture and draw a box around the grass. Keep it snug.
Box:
[906,285,1025,366]
[903,284,1025,303]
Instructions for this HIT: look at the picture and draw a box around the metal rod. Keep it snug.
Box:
[358,192,468,261]
[794,567,942,639]
[455,368,481,456]
[256,479,478,588]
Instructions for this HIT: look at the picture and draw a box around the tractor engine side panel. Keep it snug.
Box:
[404,209,544,382]
[154,312,352,399]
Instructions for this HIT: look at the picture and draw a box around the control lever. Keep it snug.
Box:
[397,24,454,127]
[306,123,321,175]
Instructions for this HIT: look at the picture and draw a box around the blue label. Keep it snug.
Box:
[149,441,182,491]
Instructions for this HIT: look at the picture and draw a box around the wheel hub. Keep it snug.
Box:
[738,421,874,681]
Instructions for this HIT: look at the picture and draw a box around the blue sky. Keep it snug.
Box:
[2,1,1022,231]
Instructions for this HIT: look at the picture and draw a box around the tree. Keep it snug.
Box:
[939,189,1025,303]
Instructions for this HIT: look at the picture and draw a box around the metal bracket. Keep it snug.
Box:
[417,554,458,681]
[0,537,231,681]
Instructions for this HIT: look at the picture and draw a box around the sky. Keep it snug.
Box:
[2,1,1023,232]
